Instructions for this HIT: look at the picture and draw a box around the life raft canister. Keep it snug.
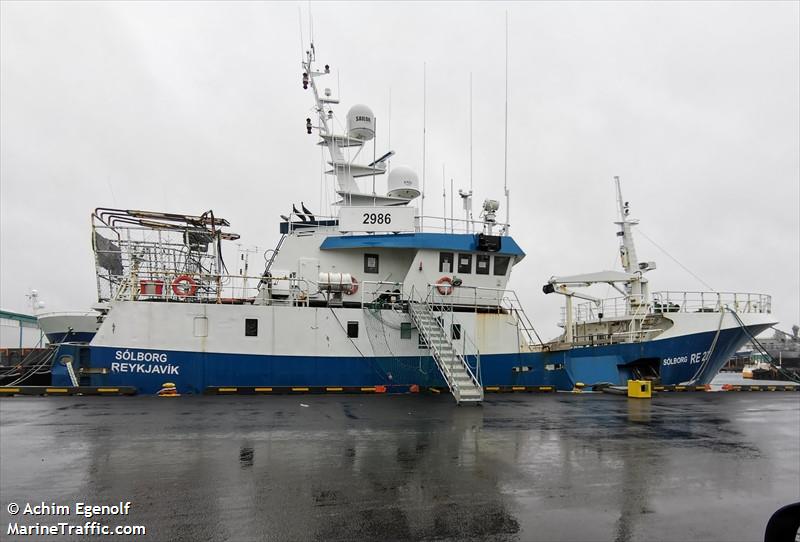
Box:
[345,276,359,295]
[172,274,198,298]
[436,276,454,295]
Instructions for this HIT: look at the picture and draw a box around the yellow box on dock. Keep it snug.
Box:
[627,380,652,398]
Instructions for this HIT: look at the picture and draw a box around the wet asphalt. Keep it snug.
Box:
[1,392,798,542]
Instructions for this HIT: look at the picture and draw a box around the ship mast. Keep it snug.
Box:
[614,176,639,274]
[301,43,411,209]
[614,176,651,310]
[302,47,360,195]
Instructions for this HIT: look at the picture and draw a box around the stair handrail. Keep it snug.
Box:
[407,289,460,396]
[422,284,483,389]
[501,291,544,347]
[407,285,483,400]
[459,320,482,387]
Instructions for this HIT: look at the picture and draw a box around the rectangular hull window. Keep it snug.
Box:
[400,322,412,339]
[245,318,258,337]
[364,253,379,274]
[347,321,359,338]
[452,323,461,340]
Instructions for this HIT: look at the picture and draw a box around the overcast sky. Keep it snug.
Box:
[1,1,798,338]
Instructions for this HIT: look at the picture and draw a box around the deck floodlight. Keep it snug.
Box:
[482,199,500,214]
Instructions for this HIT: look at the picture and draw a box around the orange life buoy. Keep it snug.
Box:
[345,276,359,295]
[436,276,453,295]
[172,274,198,298]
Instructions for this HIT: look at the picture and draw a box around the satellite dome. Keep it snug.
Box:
[347,104,375,141]
[387,166,420,199]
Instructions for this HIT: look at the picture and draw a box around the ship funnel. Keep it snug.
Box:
[347,104,375,141]
[386,166,420,199]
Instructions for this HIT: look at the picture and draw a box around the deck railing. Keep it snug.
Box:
[112,270,315,306]
[651,291,771,314]
[563,291,772,325]
[281,212,509,236]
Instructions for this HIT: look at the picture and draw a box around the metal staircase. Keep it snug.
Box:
[408,301,483,405]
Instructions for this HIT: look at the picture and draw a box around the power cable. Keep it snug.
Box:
[637,228,715,291]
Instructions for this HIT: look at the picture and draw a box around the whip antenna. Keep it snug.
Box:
[470,71,473,195]
[503,11,510,233]
[297,7,305,62]
[442,164,446,231]
[421,63,427,229]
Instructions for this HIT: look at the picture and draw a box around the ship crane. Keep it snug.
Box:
[543,271,642,344]
[542,178,661,345]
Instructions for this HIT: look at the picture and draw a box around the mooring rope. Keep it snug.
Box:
[729,311,800,384]
[687,307,726,384]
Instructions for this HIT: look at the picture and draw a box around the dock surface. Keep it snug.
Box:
[1,393,798,541]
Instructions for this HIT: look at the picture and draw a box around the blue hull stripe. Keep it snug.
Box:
[54,326,761,394]
[320,232,525,258]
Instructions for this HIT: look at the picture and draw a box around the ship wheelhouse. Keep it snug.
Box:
[263,222,526,311]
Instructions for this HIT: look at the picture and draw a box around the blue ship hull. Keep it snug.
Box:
[51,327,756,394]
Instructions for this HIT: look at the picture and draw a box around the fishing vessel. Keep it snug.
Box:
[47,43,776,402]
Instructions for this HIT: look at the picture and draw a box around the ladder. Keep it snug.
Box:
[408,301,483,405]
[264,234,287,274]
[64,358,79,387]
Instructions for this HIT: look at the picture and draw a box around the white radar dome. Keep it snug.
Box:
[347,104,375,141]
[387,166,421,199]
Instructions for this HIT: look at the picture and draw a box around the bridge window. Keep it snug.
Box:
[364,253,379,274]
[494,256,511,276]
[245,318,258,337]
[458,254,472,274]
[347,321,359,338]
[476,254,490,275]
[400,322,412,339]
[439,252,454,273]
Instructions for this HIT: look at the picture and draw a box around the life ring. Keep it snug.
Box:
[172,274,198,298]
[436,276,453,295]
[345,276,359,296]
